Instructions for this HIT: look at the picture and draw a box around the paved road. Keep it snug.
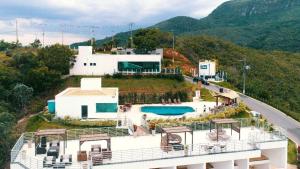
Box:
[184,76,300,144]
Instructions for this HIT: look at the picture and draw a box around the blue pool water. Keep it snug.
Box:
[141,106,195,116]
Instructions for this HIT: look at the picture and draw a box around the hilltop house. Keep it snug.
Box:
[199,60,216,79]
[54,78,118,119]
[70,46,163,76]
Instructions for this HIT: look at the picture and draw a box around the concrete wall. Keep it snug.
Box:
[55,88,118,119]
[70,46,162,76]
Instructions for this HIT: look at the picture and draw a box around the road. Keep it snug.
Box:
[184,76,300,145]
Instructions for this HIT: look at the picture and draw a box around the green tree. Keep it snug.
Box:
[133,28,172,54]
[30,39,42,48]
[38,44,75,75]
[12,83,33,114]
[0,112,16,167]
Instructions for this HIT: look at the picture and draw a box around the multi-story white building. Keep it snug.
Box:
[10,119,287,169]
[54,78,119,119]
[70,46,163,76]
[199,60,216,79]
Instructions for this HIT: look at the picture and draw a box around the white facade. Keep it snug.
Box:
[70,46,163,76]
[55,78,118,119]
[199,60,216,78]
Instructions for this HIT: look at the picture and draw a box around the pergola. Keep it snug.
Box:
[79,134,111,151]
[161,126,193,147]
[34,129,67,155]
[210,119,241,142]
[215,90,239,106]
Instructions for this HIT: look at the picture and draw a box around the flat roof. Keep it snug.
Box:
[61,87,118,97]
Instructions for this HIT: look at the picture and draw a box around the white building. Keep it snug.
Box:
[199,60,216,79]
[55,78,118,119]
[70,46,163,76]
[10,121,288,169]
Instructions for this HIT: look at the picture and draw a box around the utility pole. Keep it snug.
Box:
[129,23,134,48]
[240,58,250,94]
[15,20,19,45]
[39,24,46,47]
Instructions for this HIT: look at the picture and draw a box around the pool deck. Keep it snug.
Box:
[83,100,217,125]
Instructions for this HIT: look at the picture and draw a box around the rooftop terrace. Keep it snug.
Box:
[11,119,286,169]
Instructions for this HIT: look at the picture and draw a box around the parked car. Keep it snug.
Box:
[193,77,210,85]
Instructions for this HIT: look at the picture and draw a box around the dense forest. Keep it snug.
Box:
[0,40,74,167]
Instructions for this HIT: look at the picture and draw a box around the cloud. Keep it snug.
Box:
[0,0,229,45]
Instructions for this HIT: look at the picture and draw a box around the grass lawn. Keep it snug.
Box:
[288,139,297,164]
[201,88,215,101]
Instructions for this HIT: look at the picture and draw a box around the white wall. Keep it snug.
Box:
[262,148,287,169]
[81,78,101,90]
[55,88,118,119]
[70,46,162,76]
[199,61,216,77]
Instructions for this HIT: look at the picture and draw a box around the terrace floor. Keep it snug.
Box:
[13,127,283,169]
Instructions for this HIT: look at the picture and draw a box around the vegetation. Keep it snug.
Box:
[176,35,300,122]
[77,0,300,52]
[0,40,75,167]
[133,28,172,54]
[288,139,297,165]
[25,113,117,132]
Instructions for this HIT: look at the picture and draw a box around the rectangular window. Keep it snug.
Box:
[93,63,96,66]
[90,63,93,66]
[118,62,160,73]
[84,63,87,66]
[200,65,208,69]
[96,103,118,113]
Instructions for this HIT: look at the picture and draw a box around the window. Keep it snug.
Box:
[84,63,87,66]
[118,62,160,73]
[90,63,93,66]
[96,103,118,113]
[200,65,208,69]
[93,63,96,66]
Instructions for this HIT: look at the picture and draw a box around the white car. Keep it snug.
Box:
[250,111,261,117]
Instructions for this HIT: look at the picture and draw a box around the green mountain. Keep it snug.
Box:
[72,0,300,52]
[176,35,300,120]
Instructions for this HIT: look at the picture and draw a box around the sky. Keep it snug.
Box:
[0,0,229,45]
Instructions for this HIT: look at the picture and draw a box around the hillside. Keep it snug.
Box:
[72,0,300,52]
[176,35,300,120]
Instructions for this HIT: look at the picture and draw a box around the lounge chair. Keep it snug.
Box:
[41,136,47,148]
[161,99,166,105]
[220,134,230,141]
[36,144,46,154]
[177,98,181,104]
[207,132,217,141]
[91,154,103,166]
[102,148,112,159]
[173,99,178,104]
[60,154,72,165]
[43,156,56,167]
[47,146,59,158]
[91,144,101,152]
[168,98,172,104]
[50,140,60,147]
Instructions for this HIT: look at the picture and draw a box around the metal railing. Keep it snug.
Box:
[100,140,256,165]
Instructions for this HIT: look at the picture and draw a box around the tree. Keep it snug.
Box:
[38,44,75,75]
[12,83,33,114]
[0,112,15,167]
[30,39,42,48]
[133,28,172,54]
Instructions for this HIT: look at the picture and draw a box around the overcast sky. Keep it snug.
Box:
[0,0,228,45]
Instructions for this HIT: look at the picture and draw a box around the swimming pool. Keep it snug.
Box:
[141,106,195,116]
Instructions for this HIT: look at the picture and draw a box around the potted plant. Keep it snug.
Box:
[149,122,156,135]
[184,145,189,156]
[269,124,275,139]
